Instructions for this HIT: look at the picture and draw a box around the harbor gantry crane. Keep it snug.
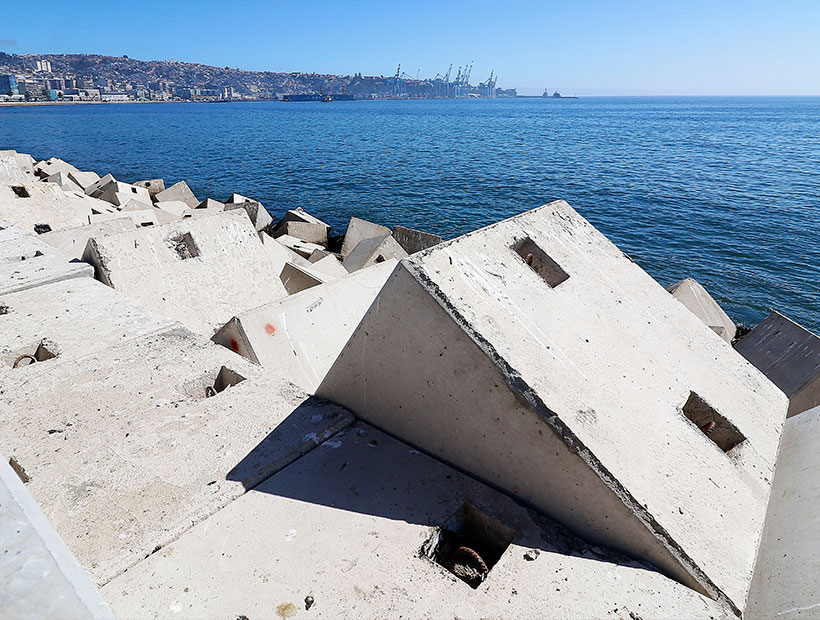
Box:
[393,64,402,97]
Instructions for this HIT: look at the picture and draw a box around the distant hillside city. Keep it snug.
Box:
[0,52,517,103]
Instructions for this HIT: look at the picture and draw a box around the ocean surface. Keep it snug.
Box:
[1,97,818,330]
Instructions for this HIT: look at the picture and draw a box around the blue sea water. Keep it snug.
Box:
[1,97,818,330]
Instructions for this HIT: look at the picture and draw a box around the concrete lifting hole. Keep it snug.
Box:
[511,237,569,288]
[183,366,247,401]
[682,391,746,453]
[7,339,57,369]
[11,186,30,198]
[167,232,200,260]
[33,223,52,234]
[422,502,516,589]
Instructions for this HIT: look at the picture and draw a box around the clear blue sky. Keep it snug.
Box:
[2,0,819,95]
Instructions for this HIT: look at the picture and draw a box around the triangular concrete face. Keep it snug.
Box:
[666,278,736,342]
[317,200,787,614]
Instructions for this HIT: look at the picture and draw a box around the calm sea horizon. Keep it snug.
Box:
[2,96,818,330]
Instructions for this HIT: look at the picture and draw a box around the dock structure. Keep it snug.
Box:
[0,148,809,619]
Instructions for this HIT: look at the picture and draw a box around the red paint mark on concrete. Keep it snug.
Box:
[265,323,276,336]
[229,338,240,352]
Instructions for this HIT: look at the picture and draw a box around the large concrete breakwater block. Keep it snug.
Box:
[0,277,177,373]
[101,423,732,620]
[0,453,114,620]
[317,200,788,613]
[213,259,398,393]
[0,327,354,585]
[84,210,287,334]
[0,225,93,295]
[666,277,736,342]
[746,405,820,618]
[735,311,820,418]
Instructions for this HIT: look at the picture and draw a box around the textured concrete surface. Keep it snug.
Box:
[88,179,153,208]
[214,259,397,393]
[0,277,177,370]
[340,216,391,258]
[0,327,354,586]
[747,406,820,619]
[0,227,93,295]
[666,278,736,342]
[280,261,332,294]
[0,453,114,620]
[39,218,134,259]
[225,196,273,232]
[276,220,329,245]
[735,311,820,417]
[318,200,787,614]
[85,211,287,334]
[154,180,198,208]
[0,182,92,233]
[276,233,325,258]
[134,178,165,196]
[343,233,408,272]
[44,171,83,193]
[0,151,36,184]
[393,224,443,254]
[102,423,732,620]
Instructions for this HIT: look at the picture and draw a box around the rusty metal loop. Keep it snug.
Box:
[12,354,36,369]
[452,546,488,575]
[204,385,217,398]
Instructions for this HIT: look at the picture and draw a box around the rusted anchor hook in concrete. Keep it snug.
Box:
[204,385,217,398]
[12,354,37,368]
[700,420,717,435]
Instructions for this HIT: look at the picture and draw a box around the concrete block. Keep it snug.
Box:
[39,218,134,259]
[275,220,328,245]
[84,211,287,334]
[225,199,273,232]
[307,253,348,278]
[0,228,93,295]
[280,261,331,295]
[666,278,736,342]
[0,151,36,184]
[735,311,820,417]
[317,200,788,614]
[90,179,152,208]
[84,173,115,196]
[44,171,84,193]
[214,259,397,393]
[393,223,443,254]
[101,423,733,620]
[0,452,114,620]
[0,327,354,585]
[67,170,100,192]
[0,276,176,377]
[277,206,329,229]
[307,248,333,262]
[134,178,165,196]
[33,157,81,180]
[109,201,158,228]
[275,233,324,259]
[154,199,191,218]
[340,215,391,258]
[0,182,92,233]
[747,405,820,618]
[195,198,225,212]
[155,180,198,209]
[342,233,408,272]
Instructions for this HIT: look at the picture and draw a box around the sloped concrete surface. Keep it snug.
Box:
[102,423,732,619]
[0,453,114,620]
[666,277,736,342]
[0,327,354,585]
[340,216,391,258]
[318,200,787,613]
[747,405,820,619]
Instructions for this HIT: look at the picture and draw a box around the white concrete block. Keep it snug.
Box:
[277,207,329,229]
[340,215,391,258]
[33,157,81,180]
[0,452,114,620]
[195,198,225,212]
[84,211,287,334]
[44,171,84,194]
[102,423,733,620]
[275,220,328,245]
[38,218,134,259]
[154,199,190,218]
[0,182,92,233]
[342,233,408,272]
[0,327,354,585]
[134,178,165,196]
[0,228,93,295]
[0,151,33,184]
[307,254,348,278]
[214,259,397,393]
[0,278,178,371]
[747,405,820,619]
[735,312,820,418]
[275,233,324,259]
[393,224,443,254]
[666,278,736,342]
[91,180,152,207]
[280,261,331,295]
[155,181,198,209]
[225,199,273,232]
[317,200,788,614]
[68,170,101,192]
